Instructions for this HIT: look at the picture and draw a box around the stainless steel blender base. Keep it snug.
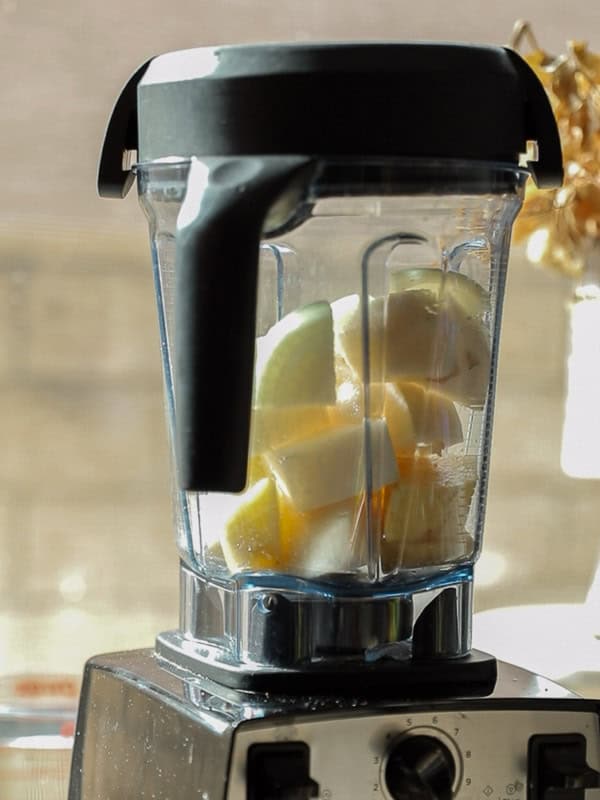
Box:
[68,649,600,800]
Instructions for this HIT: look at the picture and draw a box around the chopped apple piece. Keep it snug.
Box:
[250,405,335,453]
[254,300,336,407]
[220,477,281,572]
[278,493,308,565]
[334,378,460,454]
[341,383,416,453]
[267,418,398,513]
[377,384,417,453]
[382,453,477,570]
[398,382,463,451]
[331,287,490,407]
[332,291,453,382]
[381,534,474,570]
[389,268,489,320]
[247,454,270,484]
[283,496,368,576]
[430,311,490,407]
[205,539,225,564]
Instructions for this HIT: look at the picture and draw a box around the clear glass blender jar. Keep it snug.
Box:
[97,42,562,679]
[139,159,525,588]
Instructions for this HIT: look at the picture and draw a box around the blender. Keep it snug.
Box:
[70,43,600,800]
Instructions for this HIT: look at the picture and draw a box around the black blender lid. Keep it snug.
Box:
[98,41,563,198]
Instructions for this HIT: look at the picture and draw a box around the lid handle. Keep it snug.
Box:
[503,47,564,188]
[97,59,152,198]
[175,156,316,492]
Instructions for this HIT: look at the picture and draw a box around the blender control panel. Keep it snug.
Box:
[228,708,600,800]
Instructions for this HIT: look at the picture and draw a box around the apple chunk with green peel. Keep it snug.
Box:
[331,282,491,407]
[254,300,336,407]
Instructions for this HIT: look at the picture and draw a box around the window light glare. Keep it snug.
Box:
[561,294,600,478]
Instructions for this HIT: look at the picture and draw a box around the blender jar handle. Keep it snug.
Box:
[175,155,316,492]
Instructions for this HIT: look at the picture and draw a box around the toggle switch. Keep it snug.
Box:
[528,734,600,800]
[246,741,319,800]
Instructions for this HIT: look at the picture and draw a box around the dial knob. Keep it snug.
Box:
[384,735,456,800]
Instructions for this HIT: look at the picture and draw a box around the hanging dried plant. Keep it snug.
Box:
[511,20,600,277]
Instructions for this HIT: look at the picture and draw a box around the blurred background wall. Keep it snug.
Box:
[0,0,599,679]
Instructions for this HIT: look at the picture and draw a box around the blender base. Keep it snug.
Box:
[156,629,498,696]
[68,649,598,800]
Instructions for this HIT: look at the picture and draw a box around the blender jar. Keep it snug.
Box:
[139,160,523,583]
[98,42,562,684]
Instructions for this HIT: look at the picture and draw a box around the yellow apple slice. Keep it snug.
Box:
[293,500,368,575]
[382,453,477,570]
[254,300,336,406]
[249,404,335,453]
[246,453,270,484]
[220,477,281,572]
[381,533,474,570]
[205,539,225,564]
[389,268,489,320]
[278,492,369,576]
[332,291,455,383]
[390,269,491,406]
[267,418,398,513]
[335,381,416,454]
[398,382,463,451]
[332,290,490,407]
[377,384,417,453]
[432,312,490,407]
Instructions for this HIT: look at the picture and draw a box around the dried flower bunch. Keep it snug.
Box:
[511,20,600,277]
